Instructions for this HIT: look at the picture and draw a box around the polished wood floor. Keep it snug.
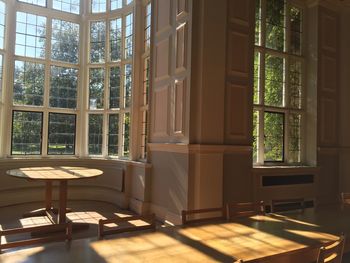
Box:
[1,203,350,262]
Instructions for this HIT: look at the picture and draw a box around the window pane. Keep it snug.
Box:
[50,66,78,109]
[122,112,130,157]
[12,111,42,155]
[124,64,132,108]
[126,0,133,5]
[142,57,150,106]
[53,0,80,14]
[266,0,285,51]
[15,12,47,59]
[111,0,122,10]
[90,21,106,63]
[18,0,46,7]
[108,114,119,156]
[264,112,284,162]
[48,113,76,155]
[288,113,301,163]
[265,54,284,107]
[0,1,5,50]
[91,0,106,13]
[124,13,133,59]
[289,59,302,109]
[110,18,122,61]
[109,66,121,109]
[140,110,147,159]
[144,3,151,51]
[253,110,259,163]
[255,0,261,46]
[89,68,105,109]
[254,51,260,104]
[290,6,302,55]
[52,19,80,64]
[89,114,103,155]
[13,60,45,106]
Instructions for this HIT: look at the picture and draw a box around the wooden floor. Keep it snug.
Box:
[0,201,135,246]
[1,204,350,262]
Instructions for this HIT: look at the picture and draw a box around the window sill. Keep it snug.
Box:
[252,165,320,174]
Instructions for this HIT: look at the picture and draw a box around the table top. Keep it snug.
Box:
[6,166,103,181]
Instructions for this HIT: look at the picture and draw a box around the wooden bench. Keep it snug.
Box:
[181,207,226,225]
[226,201,265,220]
[0,222,72,253]
[98,214,156,239]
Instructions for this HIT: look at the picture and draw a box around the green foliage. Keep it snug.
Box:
[264,112,284,161]
[51,19,79,63]
[89,68,105,109]
[12,111,42,155]
[48,113,76,155]
[108,114,119,156]
[88,114,103,155]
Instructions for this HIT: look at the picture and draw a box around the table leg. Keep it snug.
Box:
[45,181,53,210]
[23,182,54,218]
[58,181,67,224]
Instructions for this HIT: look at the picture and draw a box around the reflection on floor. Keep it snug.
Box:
[0,201,134,250]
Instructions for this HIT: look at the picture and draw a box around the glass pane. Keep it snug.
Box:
[140,110,147,159]
[91,0,106,13]
[0,1,5,50]
[264,112,284,162]
[124,64,132,108]
[15,12,47,59]
[110,18,122,61]
[89,68,105,109]
[144,3,151,51]
[51,19,80,64]
[89,114,103,155]
[142,57,150,106]
[111,0,122,10]
[13,60,45,106]
[53,0,80,14]
[90,21,106,63]
[288,113,301,163]
[289,59,302,109]
[108,114,119,156]
[126,0,133,5]
[265,54,284,107]
[290,6,302,55]
[253,110,259,163]
[109,66,121,109]
[11,111,42,155]
[18,0,46,7]
[48,113,76,155]
[124,13,133,59]
[266,0,285,51]
[255,0,261,45]
[50,66,78,109]
[254,51,260,104]
[122,112,130,157]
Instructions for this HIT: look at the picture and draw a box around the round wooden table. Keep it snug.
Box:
[6,166,103,226]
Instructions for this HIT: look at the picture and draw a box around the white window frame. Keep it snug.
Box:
[253,0,306,165]
[0,0,148,160]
